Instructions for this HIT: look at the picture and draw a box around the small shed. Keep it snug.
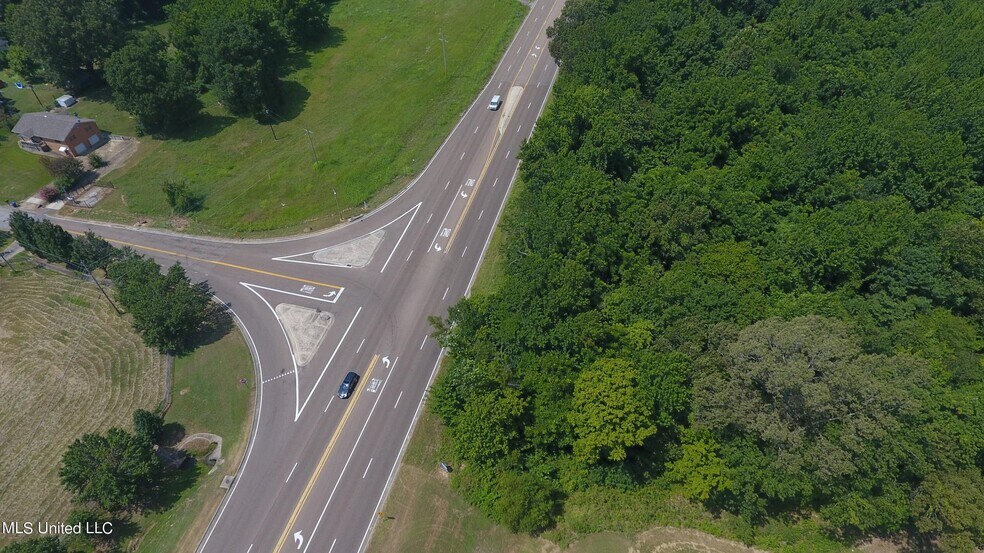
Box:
[55,95,77,108]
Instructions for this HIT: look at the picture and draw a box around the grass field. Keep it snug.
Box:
[0,262,166,545]
[0,259,254,550]
[73,0,528,235]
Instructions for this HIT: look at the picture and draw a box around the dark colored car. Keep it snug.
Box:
[337,371,360,399]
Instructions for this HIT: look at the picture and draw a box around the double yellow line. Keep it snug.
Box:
[444,2,557,252]
[272,354,379,552]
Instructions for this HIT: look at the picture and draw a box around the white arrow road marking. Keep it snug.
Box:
[434,243,442,252]
[460,190,468,199]
[382,356,391,368]
[294,531,304,549]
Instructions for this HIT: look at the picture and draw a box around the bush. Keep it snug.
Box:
[37,185,60,203]
[87,152,106,168]
[39,156,84,192]
[161,177,201,214]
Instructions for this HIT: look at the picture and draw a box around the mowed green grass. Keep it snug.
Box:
[0,76,139,202]
[134,319,254,553]
[85,0,527,234]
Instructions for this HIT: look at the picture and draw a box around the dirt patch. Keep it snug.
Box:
[180,387,191,395]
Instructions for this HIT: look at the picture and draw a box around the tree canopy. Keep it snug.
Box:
[59,427,163,512]
[430,0,984,547]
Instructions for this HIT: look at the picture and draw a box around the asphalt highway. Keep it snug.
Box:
[1,0,564,550]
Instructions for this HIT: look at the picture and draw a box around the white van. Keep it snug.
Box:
[488,95,502,111]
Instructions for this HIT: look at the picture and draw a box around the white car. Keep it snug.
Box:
[488,95,502,110]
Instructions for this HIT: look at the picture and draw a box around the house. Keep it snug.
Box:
[10,112,103,157]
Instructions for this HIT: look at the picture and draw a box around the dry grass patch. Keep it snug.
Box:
[0,266,166,545]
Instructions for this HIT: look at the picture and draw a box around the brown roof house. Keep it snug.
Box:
[11,112,103,157]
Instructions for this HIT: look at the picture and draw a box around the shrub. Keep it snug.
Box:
[87,152,106,168]
[37,185,60,203]
[39,156,84,192]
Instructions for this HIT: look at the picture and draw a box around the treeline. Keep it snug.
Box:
[8,212,211,354]
[432,0,984,550]
[0,0,331,133]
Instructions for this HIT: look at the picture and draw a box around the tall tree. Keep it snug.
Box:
[5,0,126,85]
[59,427,163,512]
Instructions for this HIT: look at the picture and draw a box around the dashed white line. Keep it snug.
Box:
[461,246,468,258]
[406,250,414,262]
[517,124,523,134]
[395,390,404,408]
[327,539,336,553]
[516,46,522,54]
[528,102,532,109]
[505,149,511,158]
[478,209,484,220]
[324,397,334,413]
[443,287,450,300]
[460,152,465,161]
[534,17,538,22]
[357,338,366,353]
[286,462,299,483]
[497,82,502,90]
[262,370,295,384]
[420,335,427,350]
[537,81,541,88]
[474,125,479,134]
[246,545,253,553]
[507,64,512,72]
[445,180,450,190]
[363,458,373,479]
[493,177,499,187]
[426,213,434,224]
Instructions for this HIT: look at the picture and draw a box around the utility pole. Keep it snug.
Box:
[27,83,43,108]
[0,251,16,273]
[439,29,448,77]
[302,129,318,164]
[331,187,340,214]
[264,109,278,140]
[82,262,123,315]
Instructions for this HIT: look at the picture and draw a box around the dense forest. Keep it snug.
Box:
[431,0,984,550]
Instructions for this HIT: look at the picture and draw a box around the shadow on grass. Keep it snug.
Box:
[180,305,234,355]
[271,79,312,122]
[172,111,238,142]
[143,459,201,514]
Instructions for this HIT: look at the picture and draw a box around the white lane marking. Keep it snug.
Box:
[363,458,374,479]
[445,180,450,190]
[474,125,479,134]
[246,545,253,553]
[357,338,365,353]
[295,306,363,419]
[324,396,333,412]
[443,287,450,300]
[526,31,530,36]
[273,203,419,268]
[493,177,498,187]
[327,539,336,553]
[516,46,521,54]
[460,152,465,161]
[286,462,299,483]
[537,81,541,88]
[394,390,404,408]
[534,17,538,22]
[241,282,342,304]
[420,335,427,350]
[262,370,295,384]
[357,352,444,553]
[478,209,484,221]
[507,64,512,72]
[429,185,465,252]
[302,358,400,553]
[497,82,502,90]
[517,124,523,134]
[528,102,532,109]
[196,300,263,553]
[426,213,433,224]
[406,249,414,262]
[505,149,511,158]
[380,202,420,273]
[461,246,468,258]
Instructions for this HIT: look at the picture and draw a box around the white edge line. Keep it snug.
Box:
[274,203,421,264]
[242,282,343,304]
[296,306,363,419]
[356,352,444,553]
[380,203,421,273]
[303,357,399,553]
[196,297,264,553]
[240,283,303,420]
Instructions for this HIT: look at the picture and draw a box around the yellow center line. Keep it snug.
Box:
[444,4,556,251]
[272,354,379,553]
[74,232,345,291]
